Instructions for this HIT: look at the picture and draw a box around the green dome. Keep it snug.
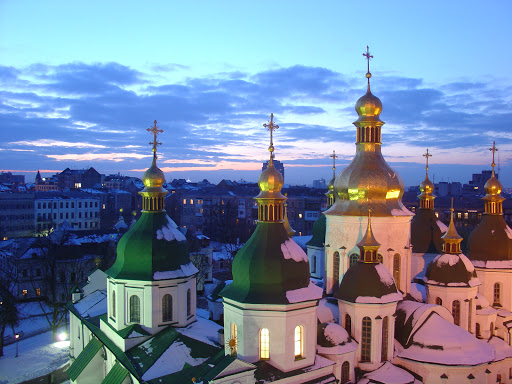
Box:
[306,213,326,248]
[106,212,195,281]
[220,222,310,304]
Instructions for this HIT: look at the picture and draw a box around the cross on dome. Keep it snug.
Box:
[147,120,163,159]
[423,148,432,171]
[489,141,498,171]
[330,150,338,178]
[263,113,279,155]
[363,45,373,88]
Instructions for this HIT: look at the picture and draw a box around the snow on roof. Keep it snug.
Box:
[409,283,426,302]
[323,323,349,345]
[317,340,358,356]
[74,289,107,318]
[488,336,512,361]
[176,316,222,347]
[141,340,209,381]
[391,206,414,216]
[359,361,420,384]
[156,216,187,242]
[505,225,512,239]
[398,313,495,366]
[286,282,322,303]
[475,293,490,309]
[375,263,396,286]
[317,299,339,324]
[437,220,448,233]
[355,292,402,304]
[292,235,312,249]
[476,306,497,315]
[281,238,308,262]
[472,260,512,269]
[21,247,45,259]
[153,262,199,280]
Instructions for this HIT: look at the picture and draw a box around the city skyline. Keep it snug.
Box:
[1,1,511,187]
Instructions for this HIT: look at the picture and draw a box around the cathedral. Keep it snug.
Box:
[67,52,512,384]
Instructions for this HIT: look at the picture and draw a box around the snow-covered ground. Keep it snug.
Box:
[0,326,69,384]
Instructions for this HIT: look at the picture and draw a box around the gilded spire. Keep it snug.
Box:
[442,198,463,254]
[141,120,168,212]
[418,149,435,209]
[357,210,381,263]
[256,114,286,222]
[363,45,373,92]
[482,141,504,214]
[326,150,338,206]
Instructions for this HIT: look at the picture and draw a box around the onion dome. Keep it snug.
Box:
[306,213,326,248]
[418,150,435,210]
[106,121,196,281]
[328,54,410,217]
[335,213,402,303]
[220,114,314,304]
[469,143,512,265]
[424,253,479,287]
[441,200,463,255]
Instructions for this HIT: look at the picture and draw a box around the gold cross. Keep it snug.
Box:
[363,45,373,75]
[423,149,432,171]
[147,120,163,158]
[330,150,338,178]
[263,113,279,153]
[489,141,498,170]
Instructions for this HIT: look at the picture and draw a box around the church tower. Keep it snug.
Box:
[424,200,480,333]
[325,47,413,295]
[101,121,198,351]
[469,142,512,312]
[220,114,322,372]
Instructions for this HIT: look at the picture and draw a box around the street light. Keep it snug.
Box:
[15,333,20,357]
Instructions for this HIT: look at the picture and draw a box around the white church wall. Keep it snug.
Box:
[475,267,512,312]
[306,245,324,279]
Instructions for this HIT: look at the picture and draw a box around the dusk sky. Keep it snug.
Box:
[1,1,511,187]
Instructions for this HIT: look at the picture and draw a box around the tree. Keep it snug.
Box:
[0,251,20,357]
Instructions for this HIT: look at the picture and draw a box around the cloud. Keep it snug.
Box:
[10,139,107,148]
[46,152,151,162]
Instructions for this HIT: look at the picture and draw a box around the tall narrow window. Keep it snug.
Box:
[187,289,191,316]
[111,291,116,318]
[393,254,401,290]
[361,317,372,362]
[129,295,140,323]
[349,253,358,267]
[490,322,494,336]
[162,294,172,322]
[452,300,460,326]
[341,361,350,382]
[435,297,442,305]
[493,283,501,306]
[381,316,389,362]
[476,323,481,338]
[344,314,352,336]
[468,298,473,332]
[260,328,269,359]
[294,326,303,358]
[332,252,340,290]
[311,256,316,273]
[230,323,237,355]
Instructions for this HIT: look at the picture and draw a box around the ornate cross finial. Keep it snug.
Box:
[263,113,279,155]
[363,45,373,88]
[423,148,432,172]
[330,150,338,178]
[489,141,498,172]
[147,120,163,159]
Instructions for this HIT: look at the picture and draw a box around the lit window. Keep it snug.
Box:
[452,300,460,326]
[464,212,468,219]
[260,328,269,359]
[361,317,371,362]
[36,288,41,296]
[190,199,193,205]
[294,326,303,358]
[22,289,28,297]
[130,295,140,323]
[162,294,172,322]
[298,213,303,218]
[435,212,439,218]
[457,212,462,219]
[183,199,186,205]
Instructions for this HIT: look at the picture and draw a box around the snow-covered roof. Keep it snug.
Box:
[74,289,107,318]
[286,282,323,303]
[317,298,339,324]
[488,336,512,361]
[359,361,421,384]
[153,262,199,280]
[156,216,187,242]
[408,283,426,302]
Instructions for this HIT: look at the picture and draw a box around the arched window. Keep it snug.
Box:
[349,253,358,267]
[493,283,501,306]
[452,300,460,326]
[361,317,372,362]
[333,252,340,290]
[393,254,401,290]
[435,297,442,305]
[111,291,116,318]
[294,326,303,358]
[344,314,352,336]
[381,316,389,362]
[476,323,481,338]
[129,295,140,323]
[187,289,191,316]
[377,254,383,264]
[260,328,269,359]
[230,323,237,355]
[341,361,350,382]
[162,294,172,322]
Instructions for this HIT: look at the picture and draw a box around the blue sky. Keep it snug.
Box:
[1,1,511,187]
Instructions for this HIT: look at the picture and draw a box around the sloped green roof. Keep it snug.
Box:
[103,321,151,340]
[220,222,310,304]
[101,361,129,384]
[67,337,102,381]
[306,213,326,248]
[106,212,191,281]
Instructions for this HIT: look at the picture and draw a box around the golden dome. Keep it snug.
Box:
[484,172,502,196]
[419,176,434,194]
[142,158,165,189]
[327,176,335,191]
[257,157,284,198]
[355,88,383,120]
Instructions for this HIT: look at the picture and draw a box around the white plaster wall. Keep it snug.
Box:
[325,215,412,295]
[476,267,512,312]
[338,300,397,371]
[223,299,318,373]
[318,351,356,384]
[306,245,324,279]
[426,285,478,334]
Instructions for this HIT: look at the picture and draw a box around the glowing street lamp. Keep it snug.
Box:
[15,333,20,357]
